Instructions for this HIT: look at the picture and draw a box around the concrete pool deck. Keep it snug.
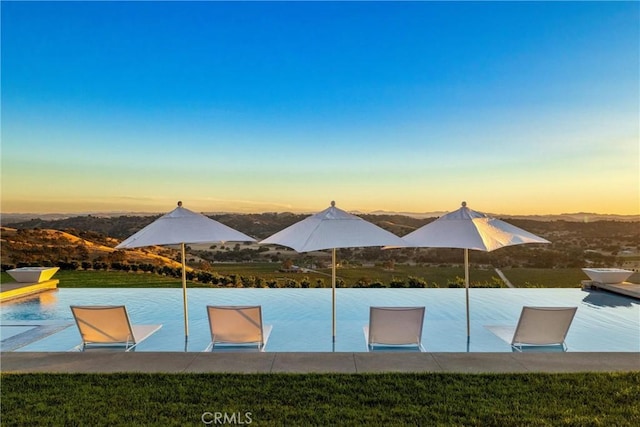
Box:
[2,351,638,374]
[581,280,640,300]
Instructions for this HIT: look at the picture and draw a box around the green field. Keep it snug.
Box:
[0,265,500,288]
[0,270,184,288]
[208,262,501,287]
[501,268,640,288]
[500,268,587,288]
[1,265,621,288]
[2,373,638,426]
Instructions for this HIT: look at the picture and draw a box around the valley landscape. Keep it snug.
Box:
[2,2,639,426]
[2,212,638,288]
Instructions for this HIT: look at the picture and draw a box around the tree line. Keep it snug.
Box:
[2,260,504,289]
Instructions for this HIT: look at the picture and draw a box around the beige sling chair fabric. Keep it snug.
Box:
[206,305,272,351]
[70,305,161,351]
[511,306,577,351]
[364,306,426,351]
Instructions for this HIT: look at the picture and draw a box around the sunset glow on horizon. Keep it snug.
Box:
[2,2,638,216]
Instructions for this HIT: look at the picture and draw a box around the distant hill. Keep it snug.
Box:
[1,212,321,240]
[0,227,183,269]
[496,213,640,222]
[1,211,639,243]
[366,210,640,222]
[3,210,638,227]
[1,212,638,273]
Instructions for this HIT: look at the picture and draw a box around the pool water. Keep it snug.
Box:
[1,288,638,352]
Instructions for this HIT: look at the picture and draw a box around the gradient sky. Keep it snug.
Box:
[2,1,638,215]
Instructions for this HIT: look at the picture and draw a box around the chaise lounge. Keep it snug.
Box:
[364,306,426,352]
[205,305,272,351]
[511,306,577,351]
[70,305,162,351]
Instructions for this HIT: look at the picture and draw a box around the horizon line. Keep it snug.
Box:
[1,209,639,218]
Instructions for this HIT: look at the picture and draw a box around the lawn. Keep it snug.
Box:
[500,268,587,288]
[1,270,183,288]
[2,266,620,288]
[210,262,501,287]
[501,268,640,288]
[2,266,500,288]
[2,372,638,426]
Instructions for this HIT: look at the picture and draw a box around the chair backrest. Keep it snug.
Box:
[70,305,135,344]
[368,306,425,346]
[207,305,265,345]
[512,306,577,346]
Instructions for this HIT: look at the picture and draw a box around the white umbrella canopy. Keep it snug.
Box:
[401,201,550,338]
[401,202,550,252]
[261,201,407,252]
[115,201,256,339]
[260,201,406,342]
[116,202,256,248]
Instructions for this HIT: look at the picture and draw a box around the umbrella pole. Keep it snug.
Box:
[464,248,470,339]
[181,243,189,339]
[332,248,336,344]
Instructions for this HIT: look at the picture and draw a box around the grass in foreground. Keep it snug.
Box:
[2,373,639,426]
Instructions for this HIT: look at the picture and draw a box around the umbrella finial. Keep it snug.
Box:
[331,200,336,207]
[461,201,467,208]
[177,201,183,207]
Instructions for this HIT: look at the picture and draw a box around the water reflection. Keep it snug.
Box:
[38,291,58,306]
[581,290,635,308]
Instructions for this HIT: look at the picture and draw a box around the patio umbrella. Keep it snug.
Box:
[260,201,406,342]
[115,201,256,339]
[400,201,550,338]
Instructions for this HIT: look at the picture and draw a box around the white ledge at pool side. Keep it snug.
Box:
[581,268,633,284]
[7,267,60,283]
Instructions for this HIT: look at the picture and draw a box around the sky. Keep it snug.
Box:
[1,1,638,216]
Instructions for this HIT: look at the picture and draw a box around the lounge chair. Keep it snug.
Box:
[511,306,577,351]
[205,305,272,351]
[364,306,425,351]
[70,305,162,351]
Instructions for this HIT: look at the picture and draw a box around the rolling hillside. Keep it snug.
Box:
[1,227,183,269]
[1,213,638,273]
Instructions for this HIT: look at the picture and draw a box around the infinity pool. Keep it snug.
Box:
[1,288,638,352]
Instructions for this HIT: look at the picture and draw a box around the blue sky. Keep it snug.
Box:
[2,1,638,215]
